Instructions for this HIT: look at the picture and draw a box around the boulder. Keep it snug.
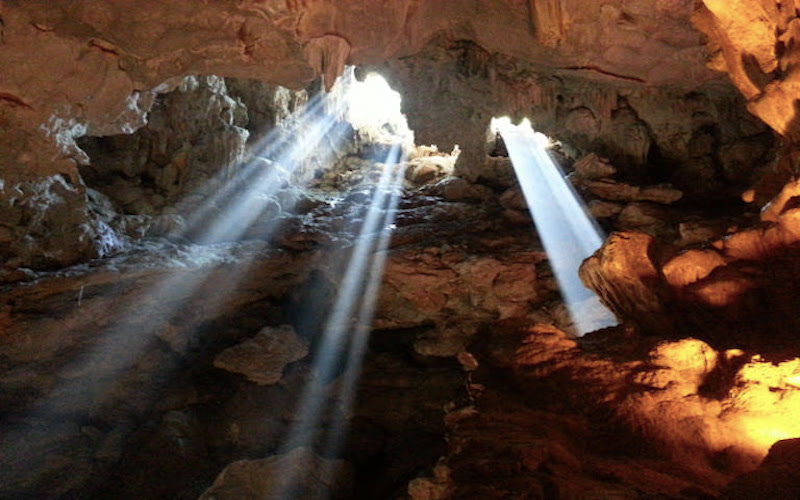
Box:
[213,325,309,385]
[199,447,353,500]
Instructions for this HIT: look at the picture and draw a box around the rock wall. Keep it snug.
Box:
[78,76,250,218]
[0,0,773,274]
[370,38,773,197]
[693,0,800,141]
[580,177,800,347]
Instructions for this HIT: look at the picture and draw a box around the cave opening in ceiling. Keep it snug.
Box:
[491,116,617,335]
[345,70,411,142]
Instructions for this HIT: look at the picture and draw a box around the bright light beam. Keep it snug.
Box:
[322,158,406,460]
[271,145,405,499]
[175,93,328,238]
[497,118,617,335]
[193,116,347,244]
[179,94,348,244]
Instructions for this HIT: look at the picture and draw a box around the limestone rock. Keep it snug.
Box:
[721,439,800,499]
[760,177,800,224]
[414,324,478,358]
[213,325,309,385]
[79,76,249,218]
[432,177,493,202]
[0,175,111,274]
[677,219,729,246]
[582,180,683,204]
[199,447,353,500]
[587,199,623,218]
[646,338,719,395]
[499,186,528,211]
[616,202,674,238]
[408,462,453,500]
[662,249,728,289]
[225,78,308,145]
[572,153,616,180]
[693,0,798,138]
[479,157,518,188]
[579,232,667,326]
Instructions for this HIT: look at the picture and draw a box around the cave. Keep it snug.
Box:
[2,1,800,498]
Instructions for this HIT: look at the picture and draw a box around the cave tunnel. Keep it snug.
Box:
[2,1,800,498]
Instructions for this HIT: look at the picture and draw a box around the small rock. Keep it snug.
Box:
[436,177,493,202]
[588,199,623,218]
[408,463,453,500]
[616,202,672,237]
[499,186,527,210]
[678,220,726,245]
[572,153,616,180]
[647,338,718,394]
[444,406,479,427]
[638,184,683,204]
[582,179,682,204]
[213,325,308,385]
[457,351,479,371]
[406,155,455,185]
[199,447,353,500]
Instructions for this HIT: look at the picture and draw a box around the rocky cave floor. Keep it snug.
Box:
[4,149,800,499]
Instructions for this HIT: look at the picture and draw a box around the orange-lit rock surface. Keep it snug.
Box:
[581,176,800,342]
[407,323,800,498]
[693,0,800,139]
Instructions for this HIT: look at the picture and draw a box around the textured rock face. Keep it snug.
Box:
[5,2,800,499]
[0,174,102,277]
[693,0,800,140]
[580,176,800,343]
[0,0,779,274]
[199,447,354,500]
[79,76,250,217]
[370,39,772,197]
[408,323,800,499]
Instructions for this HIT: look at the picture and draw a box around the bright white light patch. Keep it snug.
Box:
[497,118,617,335]
[347,73,403,128]
[491,116,551,149]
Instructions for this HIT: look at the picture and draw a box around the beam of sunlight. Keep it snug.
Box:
[178,93,348,244]
[495,117,617,335]
[175,93,327,237]
[271,145,406,498]
[322,158,406,460]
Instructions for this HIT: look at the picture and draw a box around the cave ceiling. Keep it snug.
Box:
[3,0,794,272]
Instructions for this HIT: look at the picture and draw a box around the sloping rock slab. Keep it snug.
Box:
[213,325,308,385]
[199,447,353,500]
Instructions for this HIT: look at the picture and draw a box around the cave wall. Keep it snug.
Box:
[0,0,769,275]
[693,0,800,141]
[369,38,773,199]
